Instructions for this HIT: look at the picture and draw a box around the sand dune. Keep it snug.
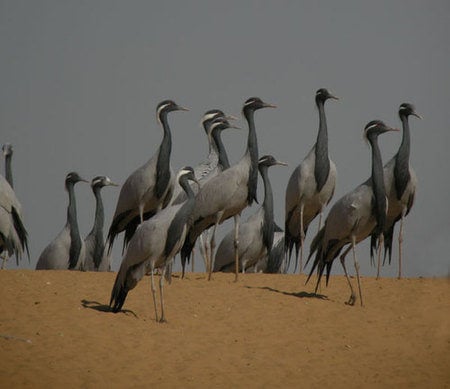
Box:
[0,270,448,388]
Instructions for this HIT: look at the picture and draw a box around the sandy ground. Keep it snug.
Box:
[0,269,449,388]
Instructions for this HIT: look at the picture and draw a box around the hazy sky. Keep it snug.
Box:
[1,1,449,277]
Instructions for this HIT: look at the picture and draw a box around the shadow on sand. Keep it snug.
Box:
[81,299,138,317]
[245,286,328,300]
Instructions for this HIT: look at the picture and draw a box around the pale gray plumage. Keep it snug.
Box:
[370,103,421,279]
[0,175,28,264]
[306,121,398,306]
[264,226,286,273]
[181,97,277,282]
[285,88,338,273]
[110,167,198,322]
[84,176,118,271]
[171,110,236,206]
[173,115,239,274]
[0,143,28,266]
[213,155,287,273]
[107,100,188,253]
[36,172,88,270]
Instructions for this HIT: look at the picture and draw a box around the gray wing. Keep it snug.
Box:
[36,225,71,269]
[0,175,27,260]
[213,209,264,271]
[111,157,158,221]
[83,232,96,271]
[324,181,375,246]
[114,204,182,289]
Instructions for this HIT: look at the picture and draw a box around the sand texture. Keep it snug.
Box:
[0,270,449,388]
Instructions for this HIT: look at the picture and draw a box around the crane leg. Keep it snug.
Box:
[398,211,406,279]
[317,208,324,232]
[150,265,159,322]
[351,237,364,307]
[376,233,384,280]
[159,266,167,323]
[299,204,305,274]
[234,213,241,282]
[205,230,211,270]
[208,211,224,281]
[339,246,356,305]
[139,204,144,224]
[199,233,207,270]
[1,253,7,269]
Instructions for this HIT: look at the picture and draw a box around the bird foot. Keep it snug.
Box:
[158,317,167,324]
[345,294,356,306]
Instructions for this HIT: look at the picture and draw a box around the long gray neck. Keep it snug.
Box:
[212,129,230,170]
[180,177,195,200]
[91,187,105,268]
[67,183,82,269]
[260,166,274,252]
[203,121,213,154]
[369,134,387,236]
[164,177,196,257]
[314,99,330,192]
[155,113,172,199]
[92,187,104,232]
[243,108,259,205]
[4,153,13,188]
[394,114,411,199]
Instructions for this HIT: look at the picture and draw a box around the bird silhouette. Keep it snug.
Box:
[213,155,287,273]
[180,97,276,282]
[107,100,188,253]
[36,172,88,270]
[110,167,198,322]
[306,120,398,306]
[84,176,118,271]
[370,103,421,278]
[285,88,338,273]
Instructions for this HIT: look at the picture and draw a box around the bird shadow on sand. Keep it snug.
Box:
[245,286,328,300]
[81,299,138,317]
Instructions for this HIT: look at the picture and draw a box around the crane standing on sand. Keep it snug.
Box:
[306,121,398,306]
[36,172,88,270]
[84,176,118,271]
[213,155,287,273]
[180,97,277,282]
[370,103,421,279]
[107,100,188,253]
[285,88,338,274]
[110,167,198,323]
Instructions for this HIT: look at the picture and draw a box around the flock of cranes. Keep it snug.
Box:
[0,91,421,321]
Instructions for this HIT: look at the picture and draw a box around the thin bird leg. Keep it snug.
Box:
[149,264,159,322]
[204,229,211,271]
[234,213,241,282]
[208,211,224,281]
[198,233,208,270]
[299,203,305,274]
[1,253,7,269]
[139,203,144,224]
[398,210,406,279]
[191,247,195,273]
[376,233,384,280]
[317,207,324,232]
[339,245,356,305]
[351,236,364,307]
[159,265,167,323]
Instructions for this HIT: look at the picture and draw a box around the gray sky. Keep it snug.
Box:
[1,1,449,277]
